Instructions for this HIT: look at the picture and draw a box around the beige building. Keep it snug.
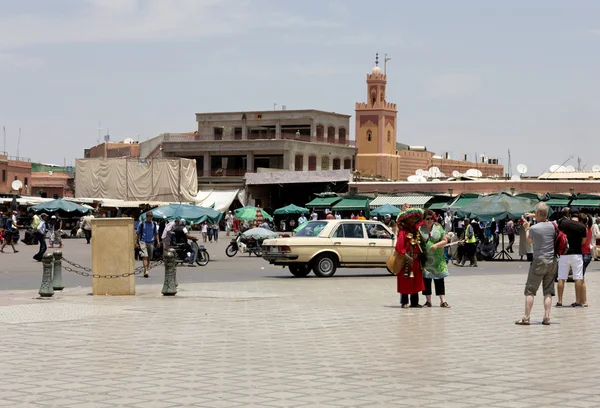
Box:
[355,54,504,181]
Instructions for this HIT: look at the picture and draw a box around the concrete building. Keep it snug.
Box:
[0,153,31,195]
[84,140,140,159]
[355,54,504,181]
[29,163,75,198]
[152,110,357,208]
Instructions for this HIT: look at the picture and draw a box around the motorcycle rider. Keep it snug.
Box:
[172,219,198,266]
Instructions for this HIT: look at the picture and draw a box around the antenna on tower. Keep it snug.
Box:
[384,53,391,75]
[97,120,102,144]
[2,126,5,155]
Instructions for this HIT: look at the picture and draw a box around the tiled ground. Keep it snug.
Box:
[0,269,599,407]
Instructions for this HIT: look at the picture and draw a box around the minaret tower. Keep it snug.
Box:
[355,54,398,174]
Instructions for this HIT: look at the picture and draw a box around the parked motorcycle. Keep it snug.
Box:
[225,234,264,257]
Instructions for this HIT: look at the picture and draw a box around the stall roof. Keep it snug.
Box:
[332,197,371,211]
[544,199,570,207]
[305,196,342,209]
[447,195,479,209]
[370,195,432,209]
[570,198,600,208]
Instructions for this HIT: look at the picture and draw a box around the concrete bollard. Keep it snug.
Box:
[52,250,64,291]
[39,253,55,298]
[168,248,178,287]
[162,251,177,296]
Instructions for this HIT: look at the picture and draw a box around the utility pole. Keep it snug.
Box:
[507,149,512,178]
[384,53,391,75]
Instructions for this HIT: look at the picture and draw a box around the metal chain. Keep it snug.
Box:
[62,257,163,279]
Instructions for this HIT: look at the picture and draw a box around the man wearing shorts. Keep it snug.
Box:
[136,212,161,278]
[557,208,587,307]
[516,203,556,325]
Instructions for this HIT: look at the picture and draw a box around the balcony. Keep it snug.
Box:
[164,132,354,146]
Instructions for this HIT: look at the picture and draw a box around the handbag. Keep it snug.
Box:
[386,251,405,276]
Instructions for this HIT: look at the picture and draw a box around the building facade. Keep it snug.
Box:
[0,153,32,195]
[84,141,140,159]
[355,55,504,181]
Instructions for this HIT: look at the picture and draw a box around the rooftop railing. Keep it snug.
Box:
[163,132,354,146]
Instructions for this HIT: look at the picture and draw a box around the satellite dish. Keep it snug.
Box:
[415,169,425,177]
[511,175,521,181]
[429,167,441,178]
[592,165,600,172]
[407,175,420,182]
[549,164,560,172]
[432,155,442,159]
[474,169,483,178]
[440,172,446,178]
[11,180,23,191]
[517,164,528,175]
[465,169,480,178]
[123,138,134,144]
[416,176,428,183]
[557,166,567,172]
[493,174,499,178]
[565,165,576,172]
[452,170,460,178]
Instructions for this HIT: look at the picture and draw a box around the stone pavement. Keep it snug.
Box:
[0,269,599,407]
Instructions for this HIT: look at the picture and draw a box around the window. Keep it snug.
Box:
[339,128,346,143]
[296,221,328,237]
[316,125,324,141]
[343,158,352,170]
[214,127,223,141]
[321,156,330,171]
[14,176,17,180]
[327,126,335,143]
[333,158,341,170]
[294,154,303,171]
[387,131,391,143]
[364,223,392,239]
[333,223,365,239]
[24,177,28,187]
[1,170,5,182]
[308,156,317,171]
[367,131,372,142]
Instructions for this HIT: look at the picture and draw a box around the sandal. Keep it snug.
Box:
[542,317,550,325]
[515,317,530,325]
[571,303,584,308]
[440,302,451,308]
[401,304,409,309]
[555,302,562,307]
[423,301,432,308]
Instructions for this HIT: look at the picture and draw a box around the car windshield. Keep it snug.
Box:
[295,221,328,237]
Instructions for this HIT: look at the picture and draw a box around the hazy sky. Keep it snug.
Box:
[1,0,599,175]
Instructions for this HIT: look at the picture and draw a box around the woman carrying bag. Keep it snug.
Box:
[419,210,450,308]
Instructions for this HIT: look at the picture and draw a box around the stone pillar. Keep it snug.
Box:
[242,125,248,140]
[283,151,291,171]
[247,151,255,173]
[52,250,64,291]
[91,218,135,296]
[316,154,322,171]
[310,122,316,141]
[203,152,210,176]
[275,122,281,139]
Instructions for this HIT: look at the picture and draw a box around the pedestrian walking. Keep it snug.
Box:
[212,222,219,242]
[579,213,592,307]
[419,210,451,308]
[201,222,208,243]
[515,203,556,325]
[460,218,478,267]
[556,208,586,307]
[506,218,515,253]
[0,211,22,253]
[33,213,49,261]
[136,212,161,278]
[225,211,233,236]
[81,213,94,244]
[49,213,63,249]
[161,218,179,251]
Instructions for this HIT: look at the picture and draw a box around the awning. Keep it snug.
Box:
[332,198,371,211]
[194,189,244,212]
[370,195,432,209]
[427,201,451,210]
[447,196,478,209]
[305,196,342,209]
[571,199,600,208]
[545,199,570,207]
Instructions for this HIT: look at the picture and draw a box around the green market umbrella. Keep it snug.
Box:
[141,204,222,224]
[234,207,273,222]
[30,199,92,216]
[241,227,278,240]
[273,204,310,216]
[370,204,401,217]
[456,193,538,222]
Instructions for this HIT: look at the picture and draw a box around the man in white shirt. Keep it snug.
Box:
[225,212,234,236]
[592,218,600,261]
[311,211,318,221]
[298,214,308,225]
[161,218,179,250]
[33,213,49,261]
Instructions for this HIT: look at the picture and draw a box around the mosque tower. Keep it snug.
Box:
[355,53,398,177]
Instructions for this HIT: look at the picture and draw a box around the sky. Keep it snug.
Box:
[1,0,599,176]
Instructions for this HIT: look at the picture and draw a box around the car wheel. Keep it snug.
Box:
[289,264,311,277]
[312,254,337,277]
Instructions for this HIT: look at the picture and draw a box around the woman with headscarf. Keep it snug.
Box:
[419,210,450,308]
[395,206,425,308]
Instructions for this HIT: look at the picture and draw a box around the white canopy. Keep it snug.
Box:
[194,189,246,213]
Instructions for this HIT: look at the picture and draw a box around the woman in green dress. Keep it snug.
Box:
[420,210,451,308]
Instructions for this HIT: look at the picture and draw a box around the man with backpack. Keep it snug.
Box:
[515,203,556,325]
[556,207,586,307]
[136,212,161,278]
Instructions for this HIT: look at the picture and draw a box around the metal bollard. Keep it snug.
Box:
[52,251,64,291]
[161,251,177,296]
[39,253,55,298]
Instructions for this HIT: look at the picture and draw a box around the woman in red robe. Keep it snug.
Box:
[395,207,425,308]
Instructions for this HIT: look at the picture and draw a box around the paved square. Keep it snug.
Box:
[1,259,599,407]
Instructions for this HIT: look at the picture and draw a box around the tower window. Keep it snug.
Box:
[387,131,391,143]
[367,131,372,142]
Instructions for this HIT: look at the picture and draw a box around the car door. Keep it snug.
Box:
[330,222,369,264]
[364,222,395,265]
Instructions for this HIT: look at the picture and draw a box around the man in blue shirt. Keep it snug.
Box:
[136,211,161,278]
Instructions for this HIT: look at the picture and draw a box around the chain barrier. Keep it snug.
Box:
[62,257,163,279]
